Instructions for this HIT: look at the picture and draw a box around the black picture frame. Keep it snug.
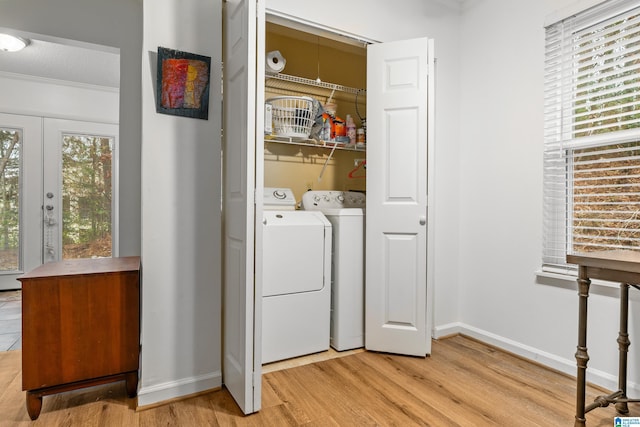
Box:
[156,46,211,120]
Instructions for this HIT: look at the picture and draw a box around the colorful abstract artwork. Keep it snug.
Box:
[156,47,211,119]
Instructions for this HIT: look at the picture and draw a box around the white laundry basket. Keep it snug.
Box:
[267,96,316,139]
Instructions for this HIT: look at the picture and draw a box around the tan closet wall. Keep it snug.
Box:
[264,23,367,202]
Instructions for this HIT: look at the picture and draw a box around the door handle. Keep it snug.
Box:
[419,216,426,226]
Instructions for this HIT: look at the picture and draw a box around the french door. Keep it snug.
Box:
[43,119,119,263]
[0,114,42,290]
[0,114,118,290]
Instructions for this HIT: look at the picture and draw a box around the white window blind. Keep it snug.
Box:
[543,0,640,273]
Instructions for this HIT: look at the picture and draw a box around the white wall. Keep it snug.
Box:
[457,0,640,393]
[0,74,119,123]
[139,0,222,406]
[0,0,142,256]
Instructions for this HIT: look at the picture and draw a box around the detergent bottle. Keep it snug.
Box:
[346,114,356,145]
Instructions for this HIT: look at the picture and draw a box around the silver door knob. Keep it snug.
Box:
[419,216,426,226]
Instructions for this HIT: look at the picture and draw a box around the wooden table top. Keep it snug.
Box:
[566,250,640,274]
[18,256,141,280]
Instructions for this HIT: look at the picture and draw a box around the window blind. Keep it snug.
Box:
[543,0,640,272]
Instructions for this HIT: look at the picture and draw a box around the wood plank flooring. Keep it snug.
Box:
[0,335,634,426]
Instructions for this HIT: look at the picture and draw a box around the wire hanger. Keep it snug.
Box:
[348,160,366,179]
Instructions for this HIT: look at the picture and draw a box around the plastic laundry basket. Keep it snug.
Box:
[267,96,316,139]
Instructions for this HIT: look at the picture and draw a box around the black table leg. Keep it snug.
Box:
[575,266,590,427]
[616,283,630,414]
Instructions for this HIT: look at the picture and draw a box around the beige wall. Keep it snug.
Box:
[264,144,366,202]
[265,23,367,202]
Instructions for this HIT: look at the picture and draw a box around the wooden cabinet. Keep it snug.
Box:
[18,256,140,420]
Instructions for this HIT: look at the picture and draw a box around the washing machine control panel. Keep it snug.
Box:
[301,191,366,210]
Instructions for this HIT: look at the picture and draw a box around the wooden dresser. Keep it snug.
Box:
[18,256,141,420]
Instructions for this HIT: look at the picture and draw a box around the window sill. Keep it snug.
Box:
[535,269,623,297]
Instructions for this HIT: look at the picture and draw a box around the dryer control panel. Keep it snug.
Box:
[264,187,296,210]
[301,191,366,210]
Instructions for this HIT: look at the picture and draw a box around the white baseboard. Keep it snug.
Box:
[433,322,463,338]
[137,371,222,408]
[433,322,638,396]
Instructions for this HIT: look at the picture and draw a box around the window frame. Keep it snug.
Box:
[543,0,640,274]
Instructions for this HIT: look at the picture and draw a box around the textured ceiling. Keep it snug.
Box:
[0,33,119,89]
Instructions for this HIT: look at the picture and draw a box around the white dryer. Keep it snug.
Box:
[262,188,332,364]
[301,190,365,351]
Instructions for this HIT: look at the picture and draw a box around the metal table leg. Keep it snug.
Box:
[616,283,630,415]
[575,267,590,427]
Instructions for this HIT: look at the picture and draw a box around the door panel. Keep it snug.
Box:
[384,234,419,326]
[43,119,118,263]
[0,114,42,290]
[222,0,262,414]
[366,37,431,357]
[387,109,419,199]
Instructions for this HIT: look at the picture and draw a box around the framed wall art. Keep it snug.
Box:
[156,46,211,120]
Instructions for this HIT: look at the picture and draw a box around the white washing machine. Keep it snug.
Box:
[262,188,332,364]
[301,190,365,351]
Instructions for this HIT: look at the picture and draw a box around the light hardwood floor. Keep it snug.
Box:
[0,335,634,426]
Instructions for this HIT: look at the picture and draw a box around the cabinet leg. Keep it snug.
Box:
[26,391,42,420]
[125,371,138,398]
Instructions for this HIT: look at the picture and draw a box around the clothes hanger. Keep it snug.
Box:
[348,160,366,179]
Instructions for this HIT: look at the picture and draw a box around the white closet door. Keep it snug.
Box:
[365,37,432,357]
[222,0,263,414]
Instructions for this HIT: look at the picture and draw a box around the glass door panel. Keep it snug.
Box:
[62,134,113,259]
[0,114,42,291]
[0,128,21,272]
[44,119,118,262]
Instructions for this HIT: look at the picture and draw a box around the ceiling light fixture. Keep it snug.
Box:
[0,34,29,52]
